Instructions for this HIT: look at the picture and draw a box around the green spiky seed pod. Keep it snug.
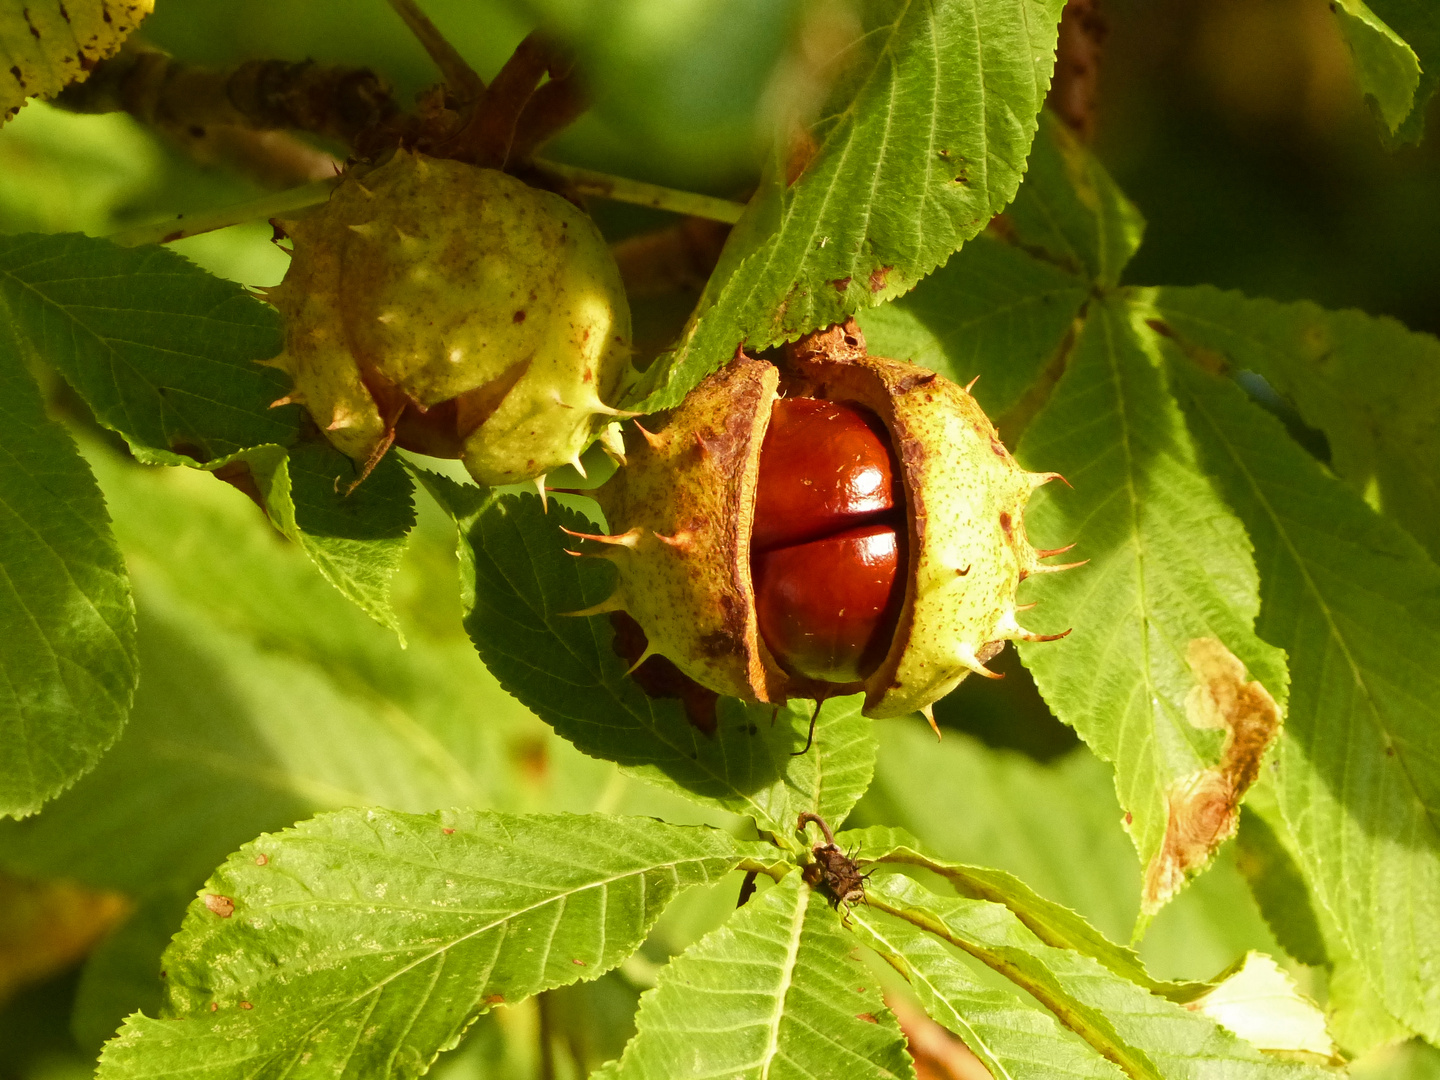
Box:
[265,150,635,485]
[575,321,1076,728]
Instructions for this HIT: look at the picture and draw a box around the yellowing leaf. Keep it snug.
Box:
[1186,953,1335,1061]
[1,0,153,124]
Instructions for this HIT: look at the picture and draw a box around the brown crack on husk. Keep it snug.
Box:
[1142,638,1282,913]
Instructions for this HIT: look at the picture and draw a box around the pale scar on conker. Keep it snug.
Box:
[261,150,637,491]
[565,318,1081,733]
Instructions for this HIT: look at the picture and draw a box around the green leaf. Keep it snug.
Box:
[1348,0,1440,143]
[420,472,876,837]
[97,810,763,1080]
[852,722,1289,984]
[1165,350,1440,1045]
[0,456,527,894]
[630,0,1067,410]
[857,232,1088,420]
[843,824,1201,1000]
[1001,111,1145,288]
[1013,297,1289,912]
[1150,285,1440,567]
[0,232,414,630]
[1330,0,1423,134]
[848,903,1125,1080]
[867,874,1327,1080]
[0,353,135,817]
[597,873,915,1080]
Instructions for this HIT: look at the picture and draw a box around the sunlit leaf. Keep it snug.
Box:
[597,873,915,1080]
[858,232,1087,420]
[1166,350,1440,1045]
[867,874,1328,1080]
[631,0,1067,410]
[1151,284,1440,567]
[1013,297,1288,910]
[0,0,152,124]
[97,810,766,1080]
[850,904,1124,1080]
[1329,0,1422,134]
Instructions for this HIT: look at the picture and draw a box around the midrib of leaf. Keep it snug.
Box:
[1177,384,1437,839]
[213,846,732,1073]
[853,911,1022,1080]
[1100,311,1160,797]
[759,882,810,1080]
[866,893,1142,1078]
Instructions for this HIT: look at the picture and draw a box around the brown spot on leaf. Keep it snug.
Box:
[868,266,892,292]
[831,277,852,293]
[571,958,586,966]
[856,1012,878,1023]
[441,827,455,835]
[254,854,268,866]
[485,994,505,1005]
[512,309,526,323]
[239,1001,253,1010]
[1142,639,1281,913]
[204,894,235,918]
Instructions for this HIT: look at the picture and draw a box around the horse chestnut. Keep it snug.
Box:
[263,150,635,486]
[571,320,1075,729]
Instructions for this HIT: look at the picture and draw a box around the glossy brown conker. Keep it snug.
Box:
[752,522,904,683]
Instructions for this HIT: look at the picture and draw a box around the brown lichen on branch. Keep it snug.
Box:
[1142,638,1282,913]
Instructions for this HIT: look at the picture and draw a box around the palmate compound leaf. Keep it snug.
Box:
[0,0,152,124]
[1013,295,1289,914]
[0,232,414,631]
[417,469,876,838]
[629,0,1068,411]
[1150,285,1440,568]
[96,810,771,1080]
[594,872,915,1080]
[0,353,135,817]
[861,873,1328,1080]
[1163,347,1440,1045]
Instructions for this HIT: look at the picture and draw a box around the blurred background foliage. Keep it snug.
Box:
[1,0,1437,1076]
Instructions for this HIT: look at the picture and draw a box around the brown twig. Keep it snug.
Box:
[1046,0,1107,140]
[385,0,484,102]
[441,30,573,168]
[57,44,398,147]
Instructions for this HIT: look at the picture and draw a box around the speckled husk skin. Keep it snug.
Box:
[589,321,1066,721]
[265,150,634,485]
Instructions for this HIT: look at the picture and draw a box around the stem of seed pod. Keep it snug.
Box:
[107,177,341,248]
[537,160,746,224]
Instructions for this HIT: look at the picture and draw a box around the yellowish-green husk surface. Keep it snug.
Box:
[265,150,634,485]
